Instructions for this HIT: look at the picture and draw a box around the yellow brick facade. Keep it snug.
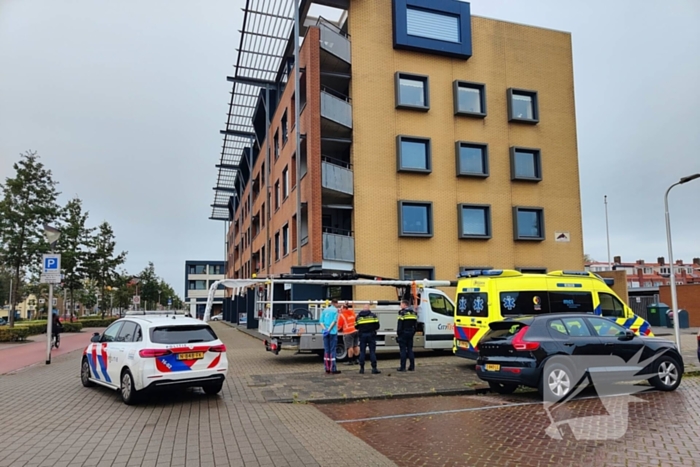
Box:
[348,2,584,299]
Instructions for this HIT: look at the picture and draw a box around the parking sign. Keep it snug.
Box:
[42,254,61,273]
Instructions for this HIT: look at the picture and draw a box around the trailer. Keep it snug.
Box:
[202,276,458,360]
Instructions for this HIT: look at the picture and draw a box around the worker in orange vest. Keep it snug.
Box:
[338,303,359,365]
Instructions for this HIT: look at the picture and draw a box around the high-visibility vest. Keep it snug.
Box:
[339,310,356,333]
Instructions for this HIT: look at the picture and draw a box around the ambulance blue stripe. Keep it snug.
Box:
[594,305,602,316]
[556,283,582,288]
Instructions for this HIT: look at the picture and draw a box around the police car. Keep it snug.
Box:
[80,311,228,405]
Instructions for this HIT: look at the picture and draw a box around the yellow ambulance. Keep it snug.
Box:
[452,269,653,360]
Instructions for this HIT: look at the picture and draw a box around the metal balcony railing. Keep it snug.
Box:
[322,231,355,263]
[321,157,353,195]
[320,89,353,129]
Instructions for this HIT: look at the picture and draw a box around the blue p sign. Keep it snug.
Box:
[43,255,60,272]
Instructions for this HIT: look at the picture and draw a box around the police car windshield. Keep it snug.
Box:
[150,325,218,344]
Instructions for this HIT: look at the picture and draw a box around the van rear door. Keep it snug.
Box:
[423,290,455,349]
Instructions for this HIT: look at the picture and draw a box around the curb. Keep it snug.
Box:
[269,386,490,404]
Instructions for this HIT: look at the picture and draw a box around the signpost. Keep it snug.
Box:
[42,252,61,364]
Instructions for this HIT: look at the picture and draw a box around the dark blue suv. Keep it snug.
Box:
[476,313,683,401]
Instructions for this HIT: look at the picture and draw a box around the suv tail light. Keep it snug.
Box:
[209,344,227,353]
[139,349,172,358]
[512,326,540,351]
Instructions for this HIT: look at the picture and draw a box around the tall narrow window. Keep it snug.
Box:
[274,232,280,261]
[406,7,460,43]
[282,110,288,144]
[282,224,289,256]
[274,181,280,210]
[282,166,289,198]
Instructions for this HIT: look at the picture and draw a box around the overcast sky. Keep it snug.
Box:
[1,1,699,297]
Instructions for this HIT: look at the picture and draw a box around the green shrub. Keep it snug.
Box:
[62,322,83,332]
[78,318,117,328]
[16,323,48,336]
[0,327,31,342]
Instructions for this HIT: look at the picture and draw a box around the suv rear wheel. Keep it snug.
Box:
[540,362,574,402]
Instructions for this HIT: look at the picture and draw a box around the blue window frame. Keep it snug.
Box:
[392,0,473,60]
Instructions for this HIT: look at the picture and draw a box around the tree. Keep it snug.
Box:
[58,198,94,320]
[85,222,127,318]
[79,279,99,314]
[583,254,595,264]
[157,279,183,309]
[0,151,61,327]
[138,262,160,310]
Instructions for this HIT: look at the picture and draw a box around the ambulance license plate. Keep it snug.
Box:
[177,352,205,360]
[457,340,469,349]
[485,364,500,372]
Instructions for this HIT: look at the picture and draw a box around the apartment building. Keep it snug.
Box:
[211,0,584,301]
[184,261,226,318]
[587,256,700,289]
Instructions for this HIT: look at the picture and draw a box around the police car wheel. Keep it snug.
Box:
[120,369,139,405]
[488,381,518,395]
[81,358,95,387]
[650,355,681,391]
[203,381,224,396]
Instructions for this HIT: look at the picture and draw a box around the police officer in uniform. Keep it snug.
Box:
[355,304,381,374]
[396,299,417,371]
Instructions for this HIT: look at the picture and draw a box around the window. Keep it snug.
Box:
[513,207,545,241]
[282,224,289,256]
[291,214,297,251]
[189,264,206,275]
[455,292,488,317]
[429,293,454,317]
[549,292,594,313]
[598,293,625,318]
[282,166,289,199]
[397,136,431,172]
[281,110,288,144]
[587,317,627,338]
[393,0,473,59]
[548,317,592,338]
[398,201,433,237]
[209,264,224,275]
[100,322,123,343]
[455,142,488,177]
[261,203,265,227]
[510,147,542,181]
[188,280,207,290]
[116,321,138,342]
[508,88,539,123]
[300,142,308,177]
[395,72,429,110]
[274,181,280,210]
[274,130,279,159]
[458,204,491,239]
[291,154,297,188]
[150,325,218,345]
[407,6,460,42]
[500,291,549,315]
[453,81,486,117]
[274,231,280,261]
[400,267,435,280]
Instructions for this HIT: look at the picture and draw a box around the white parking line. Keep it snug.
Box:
[335,390,661,424]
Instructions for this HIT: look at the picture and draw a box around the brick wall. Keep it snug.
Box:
[595,270,629,304]
[659,284,700,327]
[348,2,584,299]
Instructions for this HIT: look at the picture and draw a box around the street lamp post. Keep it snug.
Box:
[664,173,700,352]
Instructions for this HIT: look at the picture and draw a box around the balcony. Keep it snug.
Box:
[321,157,353,196]
[321,89,352,132]
[323,231,355,263]
[318,18,351,67]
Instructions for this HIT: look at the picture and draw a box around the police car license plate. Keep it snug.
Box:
[485,364,500,372]
[177,352,204,360]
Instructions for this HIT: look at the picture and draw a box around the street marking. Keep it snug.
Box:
[335,390,662,424]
